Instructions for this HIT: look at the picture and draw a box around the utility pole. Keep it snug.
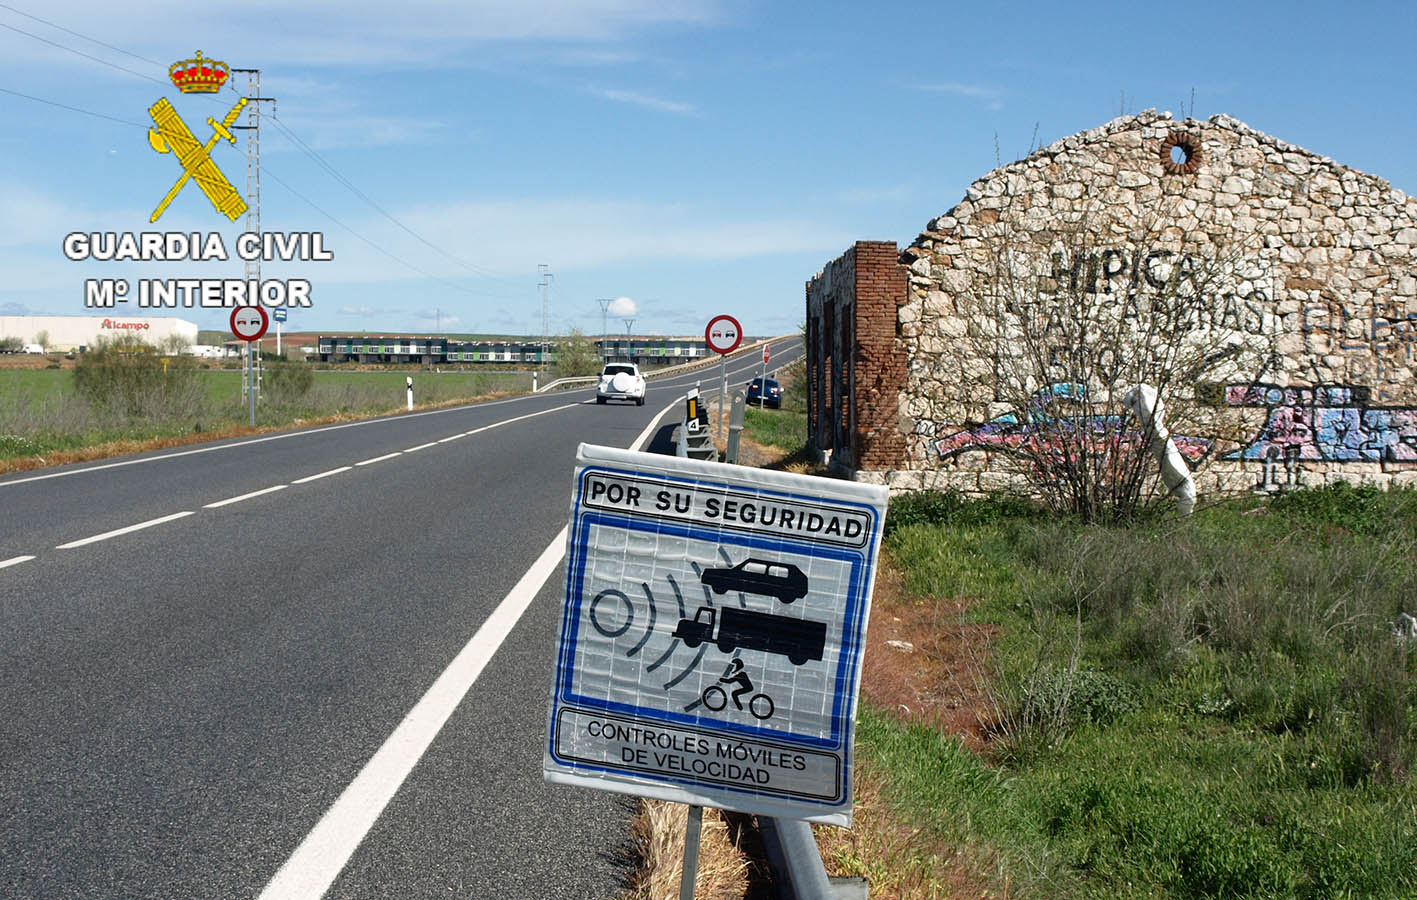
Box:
[230,67,274,426]
[538,264,552,372]
[596,298,613,364]
[623,318,635,365]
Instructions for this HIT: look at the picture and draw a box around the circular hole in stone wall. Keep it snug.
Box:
[1161,131,1203,175]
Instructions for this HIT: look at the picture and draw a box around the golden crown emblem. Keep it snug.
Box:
[168,51,229,93]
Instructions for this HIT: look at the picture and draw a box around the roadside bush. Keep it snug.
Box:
[777,357,807,412]
[263,363,314,404]
[1270,480,1417,537]
[1009,490,1417,784]
[72,335,203,420]
[885,488,1046,534]
[0,434,43,457]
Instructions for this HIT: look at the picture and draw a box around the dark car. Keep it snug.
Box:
[746,377,782,409]
[700,558,808,604]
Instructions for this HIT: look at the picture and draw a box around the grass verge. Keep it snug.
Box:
[849,483,1417,898]
[0,367,527,472]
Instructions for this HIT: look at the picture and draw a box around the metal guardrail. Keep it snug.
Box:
[666,375,862,900]
[531,375,597,393]
[533,335,794,394]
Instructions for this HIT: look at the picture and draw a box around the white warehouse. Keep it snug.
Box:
[0,315,199,352]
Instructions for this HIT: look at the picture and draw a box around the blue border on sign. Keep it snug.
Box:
[549,464,881,755]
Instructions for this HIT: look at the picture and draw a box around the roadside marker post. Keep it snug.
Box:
[406,376,414,412]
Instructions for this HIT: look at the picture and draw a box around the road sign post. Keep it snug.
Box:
[760,344,771,404]
[230,305,269,427]
[273,307,287,357]
[544,444,888,825]
[703,315,742,446]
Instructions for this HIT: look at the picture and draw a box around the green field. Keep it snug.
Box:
[742,358,808,450]
[848,485,1417,898]
[0,367,530,461]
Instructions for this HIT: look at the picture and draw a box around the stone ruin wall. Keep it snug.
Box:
[814,110,1417,498]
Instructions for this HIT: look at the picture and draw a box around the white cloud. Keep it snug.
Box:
[607,296,637,316]
[591,88,695,115]
[1,1,727,68]
[415,308,460,327]
[381,199,850,275]
[913,81,1005,110]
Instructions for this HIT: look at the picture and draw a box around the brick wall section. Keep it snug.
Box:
[805,241,911,472]
[852,242,911,469]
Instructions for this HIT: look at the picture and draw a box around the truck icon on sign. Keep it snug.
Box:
[673,605,826,666]
[700,558,809,604]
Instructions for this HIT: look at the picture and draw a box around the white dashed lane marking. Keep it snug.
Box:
[55,511,196,550]
[291,466,352,485]
[355,452,402,467]
[204,485,289,508]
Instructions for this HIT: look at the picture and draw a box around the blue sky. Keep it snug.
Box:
[2,0,1414,338]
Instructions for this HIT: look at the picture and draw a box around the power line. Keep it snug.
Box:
[0,21,166,87]
[0,2,162,66]
[267,114,521,285]
[258,163,524,301]
[0,84,144,126]
[0,4,526,304]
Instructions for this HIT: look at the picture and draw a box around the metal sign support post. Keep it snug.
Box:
[246,343,256,427]
[718,353,728,443]
[679,805,703,900]
[231,306,269,428]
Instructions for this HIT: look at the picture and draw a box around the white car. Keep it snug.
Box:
[596,362,646,405]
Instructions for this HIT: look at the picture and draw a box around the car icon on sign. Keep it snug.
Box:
[700,558,808,604]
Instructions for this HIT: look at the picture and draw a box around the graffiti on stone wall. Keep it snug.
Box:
[1028,248,1273,337]
[920,383,1212,464]
[1300,296,1417,403]
[1225,384,1417,491]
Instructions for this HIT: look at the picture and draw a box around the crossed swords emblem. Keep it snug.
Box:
[146,96,248,223]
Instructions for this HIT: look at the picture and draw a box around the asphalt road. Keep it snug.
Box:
[0,337,802,899]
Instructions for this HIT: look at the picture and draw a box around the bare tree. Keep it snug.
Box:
[934,182,1277,521]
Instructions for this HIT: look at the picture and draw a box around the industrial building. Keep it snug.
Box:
[315,335,711,367]
[0,314,199,352]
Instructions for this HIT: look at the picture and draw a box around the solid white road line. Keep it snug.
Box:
[256,395,681,899]
[0,391,585,490]
[55,511,195,550]
[355,452,402,467]
[255,526,570,900]
[203,485,288,508]
[435,434,464,443]
[291,466,352,485]
[0,555,36,569]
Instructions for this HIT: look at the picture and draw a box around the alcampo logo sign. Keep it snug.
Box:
[100,319,151,331]
[65,51,331,314]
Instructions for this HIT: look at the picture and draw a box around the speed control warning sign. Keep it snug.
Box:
[543,444,887,825]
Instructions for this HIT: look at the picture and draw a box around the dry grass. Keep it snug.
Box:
[815,762,1010,900]
[618,801,753,900]
[0,391,520,475]
[620,423,1005,899]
